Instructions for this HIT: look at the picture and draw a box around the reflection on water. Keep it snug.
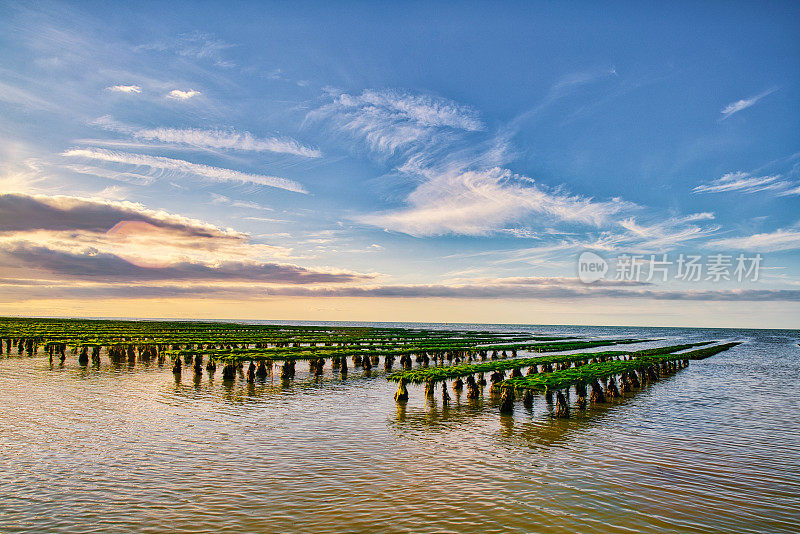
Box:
[1,325,799,534]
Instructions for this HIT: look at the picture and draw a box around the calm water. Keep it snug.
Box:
[1,323,799,533]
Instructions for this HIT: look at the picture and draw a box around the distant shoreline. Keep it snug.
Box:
[0,315,796,332]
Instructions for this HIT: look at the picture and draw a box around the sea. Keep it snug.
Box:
[0,322,798,533]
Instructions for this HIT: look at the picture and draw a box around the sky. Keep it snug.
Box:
[0,1,798,328]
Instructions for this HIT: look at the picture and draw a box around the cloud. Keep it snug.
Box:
[550,67,619,94]
[707,227,800,252]
[357,166,633,236]
[210,193,273,211]
[167,89,201,100]
[107,85,141,93]
[3,272,795,303]
[720,88,777,120]
[62,163,156,186]
[91,116,321,157]
[62,147,308,193]
[135,128,320,157]
[312,87,715,248]
[310,87,713,248]
[0,80,56,110]
[310,87,633,237]
[693,171,796,195]
[0,192,272,270]
[436,211,723,270]
[0,282,268,302]
[616,213,720,251]
[505,66,619,131]
[1,243,367,284]
[0,192,243,239]
[93,185,130,201]
[259,283,800,302]
[136,31,237,68]
[0,193,370,286]
[308,89,483,156]
[778,185,800,197]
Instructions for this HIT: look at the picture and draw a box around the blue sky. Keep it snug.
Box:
[0,1,798,327]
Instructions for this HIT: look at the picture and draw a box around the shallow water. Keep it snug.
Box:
[1,323,799,533]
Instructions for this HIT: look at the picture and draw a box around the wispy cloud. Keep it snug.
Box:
[91,116,321,157]
[707,226,800,252]
[358,166,633,236]
[0,79,56,110]
[435,210,723,270]
[693,171,800,196]
[106,84,141,93]
[62,147,308,193]
[167,89,201,100]
[617,213,720,251]
[136,127,321,157]
[314,87,719,250]
[778,185,800,197]
[720,88,777,120]
[136,31,237,68]
[69,139,196,151]
[210,193,274,211]
[308,89,483,156]
[62,163,156,186]
[506,66,619,131]
[309,87,642,238]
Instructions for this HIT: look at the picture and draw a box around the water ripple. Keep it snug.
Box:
[0,326,798,533]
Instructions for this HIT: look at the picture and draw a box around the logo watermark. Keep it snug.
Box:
[577,252,762,284]
[578,251,609,283]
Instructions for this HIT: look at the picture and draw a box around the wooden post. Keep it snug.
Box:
[522,389,534,409]
[247,361,256,382]
[394,378,409,402]
[554,391,570,418]
[499,387,514,414]
[590,379,605,403]
[466,375,479,399]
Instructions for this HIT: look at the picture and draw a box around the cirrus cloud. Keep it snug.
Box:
[107,84,141,93]
[693,171,798,196]
[706,227,800,252]
[62,147,308,193]
[720,88,777,120]
[357,166,633,236]
[90,116,321,157]
[308,88,484,156]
